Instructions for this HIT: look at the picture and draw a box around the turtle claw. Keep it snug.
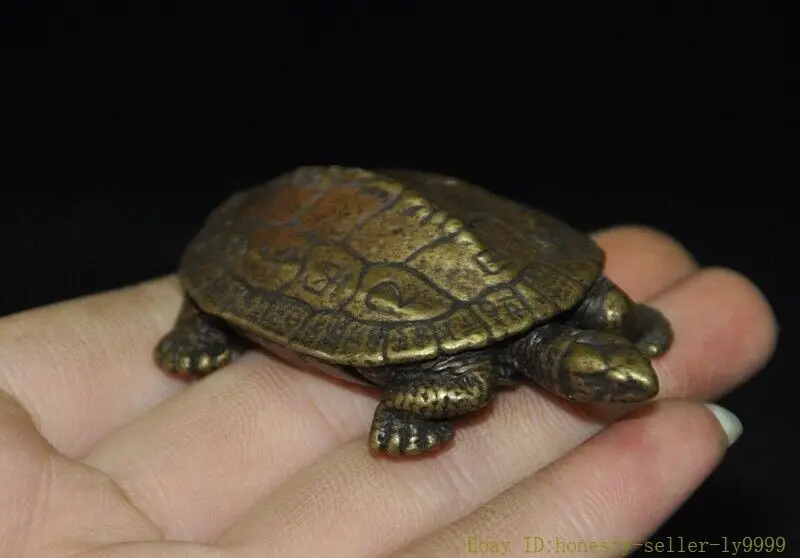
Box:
[627,304,673,358]
[154,316,237,377]
[369,403,455,456]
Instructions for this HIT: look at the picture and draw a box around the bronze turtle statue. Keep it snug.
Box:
[155,166,673,456]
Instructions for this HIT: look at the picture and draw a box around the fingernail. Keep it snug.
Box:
[703,403,743,447]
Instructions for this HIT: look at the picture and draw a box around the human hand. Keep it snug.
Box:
[0,226,776,558]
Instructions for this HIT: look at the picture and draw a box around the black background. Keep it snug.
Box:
[2,3,795,553]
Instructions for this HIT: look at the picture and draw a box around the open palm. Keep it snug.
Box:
[0,226,776,558]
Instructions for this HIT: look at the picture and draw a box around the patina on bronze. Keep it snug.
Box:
[155,166,673,456]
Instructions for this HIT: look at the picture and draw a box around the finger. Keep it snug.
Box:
[0,277,186,457]
[84,225,701,543]
[0,390,163,555]
[647,268,777,398]
[391,401,735,558]
[0,226,692,460]
[84,350,381,541]
[592,225,698,300]
[215,268,775,557]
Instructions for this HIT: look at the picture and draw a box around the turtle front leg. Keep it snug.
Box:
[571,276,673,358]
[368,356,497,456]
[154,297,241,377]
[504,324,659,403]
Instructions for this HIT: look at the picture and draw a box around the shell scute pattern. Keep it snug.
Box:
[181,166,604,366]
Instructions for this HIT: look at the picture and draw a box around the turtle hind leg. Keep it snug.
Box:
[154,297,241,377]
[572,276,673,358]
[368,357,496,456]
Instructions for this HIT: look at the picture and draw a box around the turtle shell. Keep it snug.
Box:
[179,166,604,367]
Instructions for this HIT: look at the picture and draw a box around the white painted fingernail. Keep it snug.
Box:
[704,403,743,447]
